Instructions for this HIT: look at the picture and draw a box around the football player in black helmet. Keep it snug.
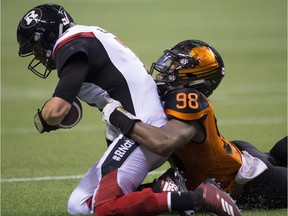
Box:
[17,4,75,78]
[103,39,287,210]
[17,5,241,216]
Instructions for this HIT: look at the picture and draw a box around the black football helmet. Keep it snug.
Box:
[17,4,75,78]
[150,40,225,97]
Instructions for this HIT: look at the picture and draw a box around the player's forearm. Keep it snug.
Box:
[131,120,196,156]
[102,101,196,156]
[131,122,175,156]
[34,97,82,133]
[41,97,71,125]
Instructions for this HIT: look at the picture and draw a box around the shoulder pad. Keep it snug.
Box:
[54,37,92,71]
[163,88,209,122]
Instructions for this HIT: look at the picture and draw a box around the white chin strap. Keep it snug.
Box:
[58,23,64,38]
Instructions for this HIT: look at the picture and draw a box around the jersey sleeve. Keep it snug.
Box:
[52,53,90,104]
[54,38,90,72]
[163,88,209,122]
[52,37,96,103]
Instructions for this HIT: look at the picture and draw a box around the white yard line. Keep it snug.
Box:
[1,171,164,183]
[1,175,83,183]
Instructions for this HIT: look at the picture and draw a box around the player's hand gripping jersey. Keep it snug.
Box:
[163,87,243,192]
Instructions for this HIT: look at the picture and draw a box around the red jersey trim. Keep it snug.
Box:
[53,32,95,60]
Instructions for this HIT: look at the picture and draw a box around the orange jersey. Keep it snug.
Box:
[163,88,242,192]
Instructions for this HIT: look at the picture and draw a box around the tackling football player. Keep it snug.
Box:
[103,39,287,210]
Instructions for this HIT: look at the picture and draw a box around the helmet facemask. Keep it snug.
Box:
[150,49,200,84]
[19,30,56,78]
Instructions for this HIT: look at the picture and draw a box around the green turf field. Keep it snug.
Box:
[1,0,287,215]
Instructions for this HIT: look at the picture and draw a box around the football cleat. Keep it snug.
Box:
[195,179,242,216]
[151,168,194,216]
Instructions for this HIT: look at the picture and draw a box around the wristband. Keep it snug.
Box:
[109,107,140,136]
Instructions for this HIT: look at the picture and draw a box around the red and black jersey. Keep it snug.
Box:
[164,88,242,192]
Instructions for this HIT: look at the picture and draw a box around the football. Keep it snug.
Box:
[59,98,83,128]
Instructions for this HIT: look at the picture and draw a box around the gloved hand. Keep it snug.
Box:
[102,98,122,124]
[105,124,121,142]
[102,98,140,136]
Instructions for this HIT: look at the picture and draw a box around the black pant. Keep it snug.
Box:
[231,137,287,209]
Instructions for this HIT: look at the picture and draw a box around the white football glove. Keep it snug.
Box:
[102,97,140,136]
[105,124,121,142]
[102,98,122,124]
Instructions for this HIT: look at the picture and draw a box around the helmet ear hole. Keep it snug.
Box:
[33,32,41,42]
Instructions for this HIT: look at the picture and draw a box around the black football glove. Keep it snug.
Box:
[33,109,60,133]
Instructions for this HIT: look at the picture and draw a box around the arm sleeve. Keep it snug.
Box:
[53,52,90,104]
